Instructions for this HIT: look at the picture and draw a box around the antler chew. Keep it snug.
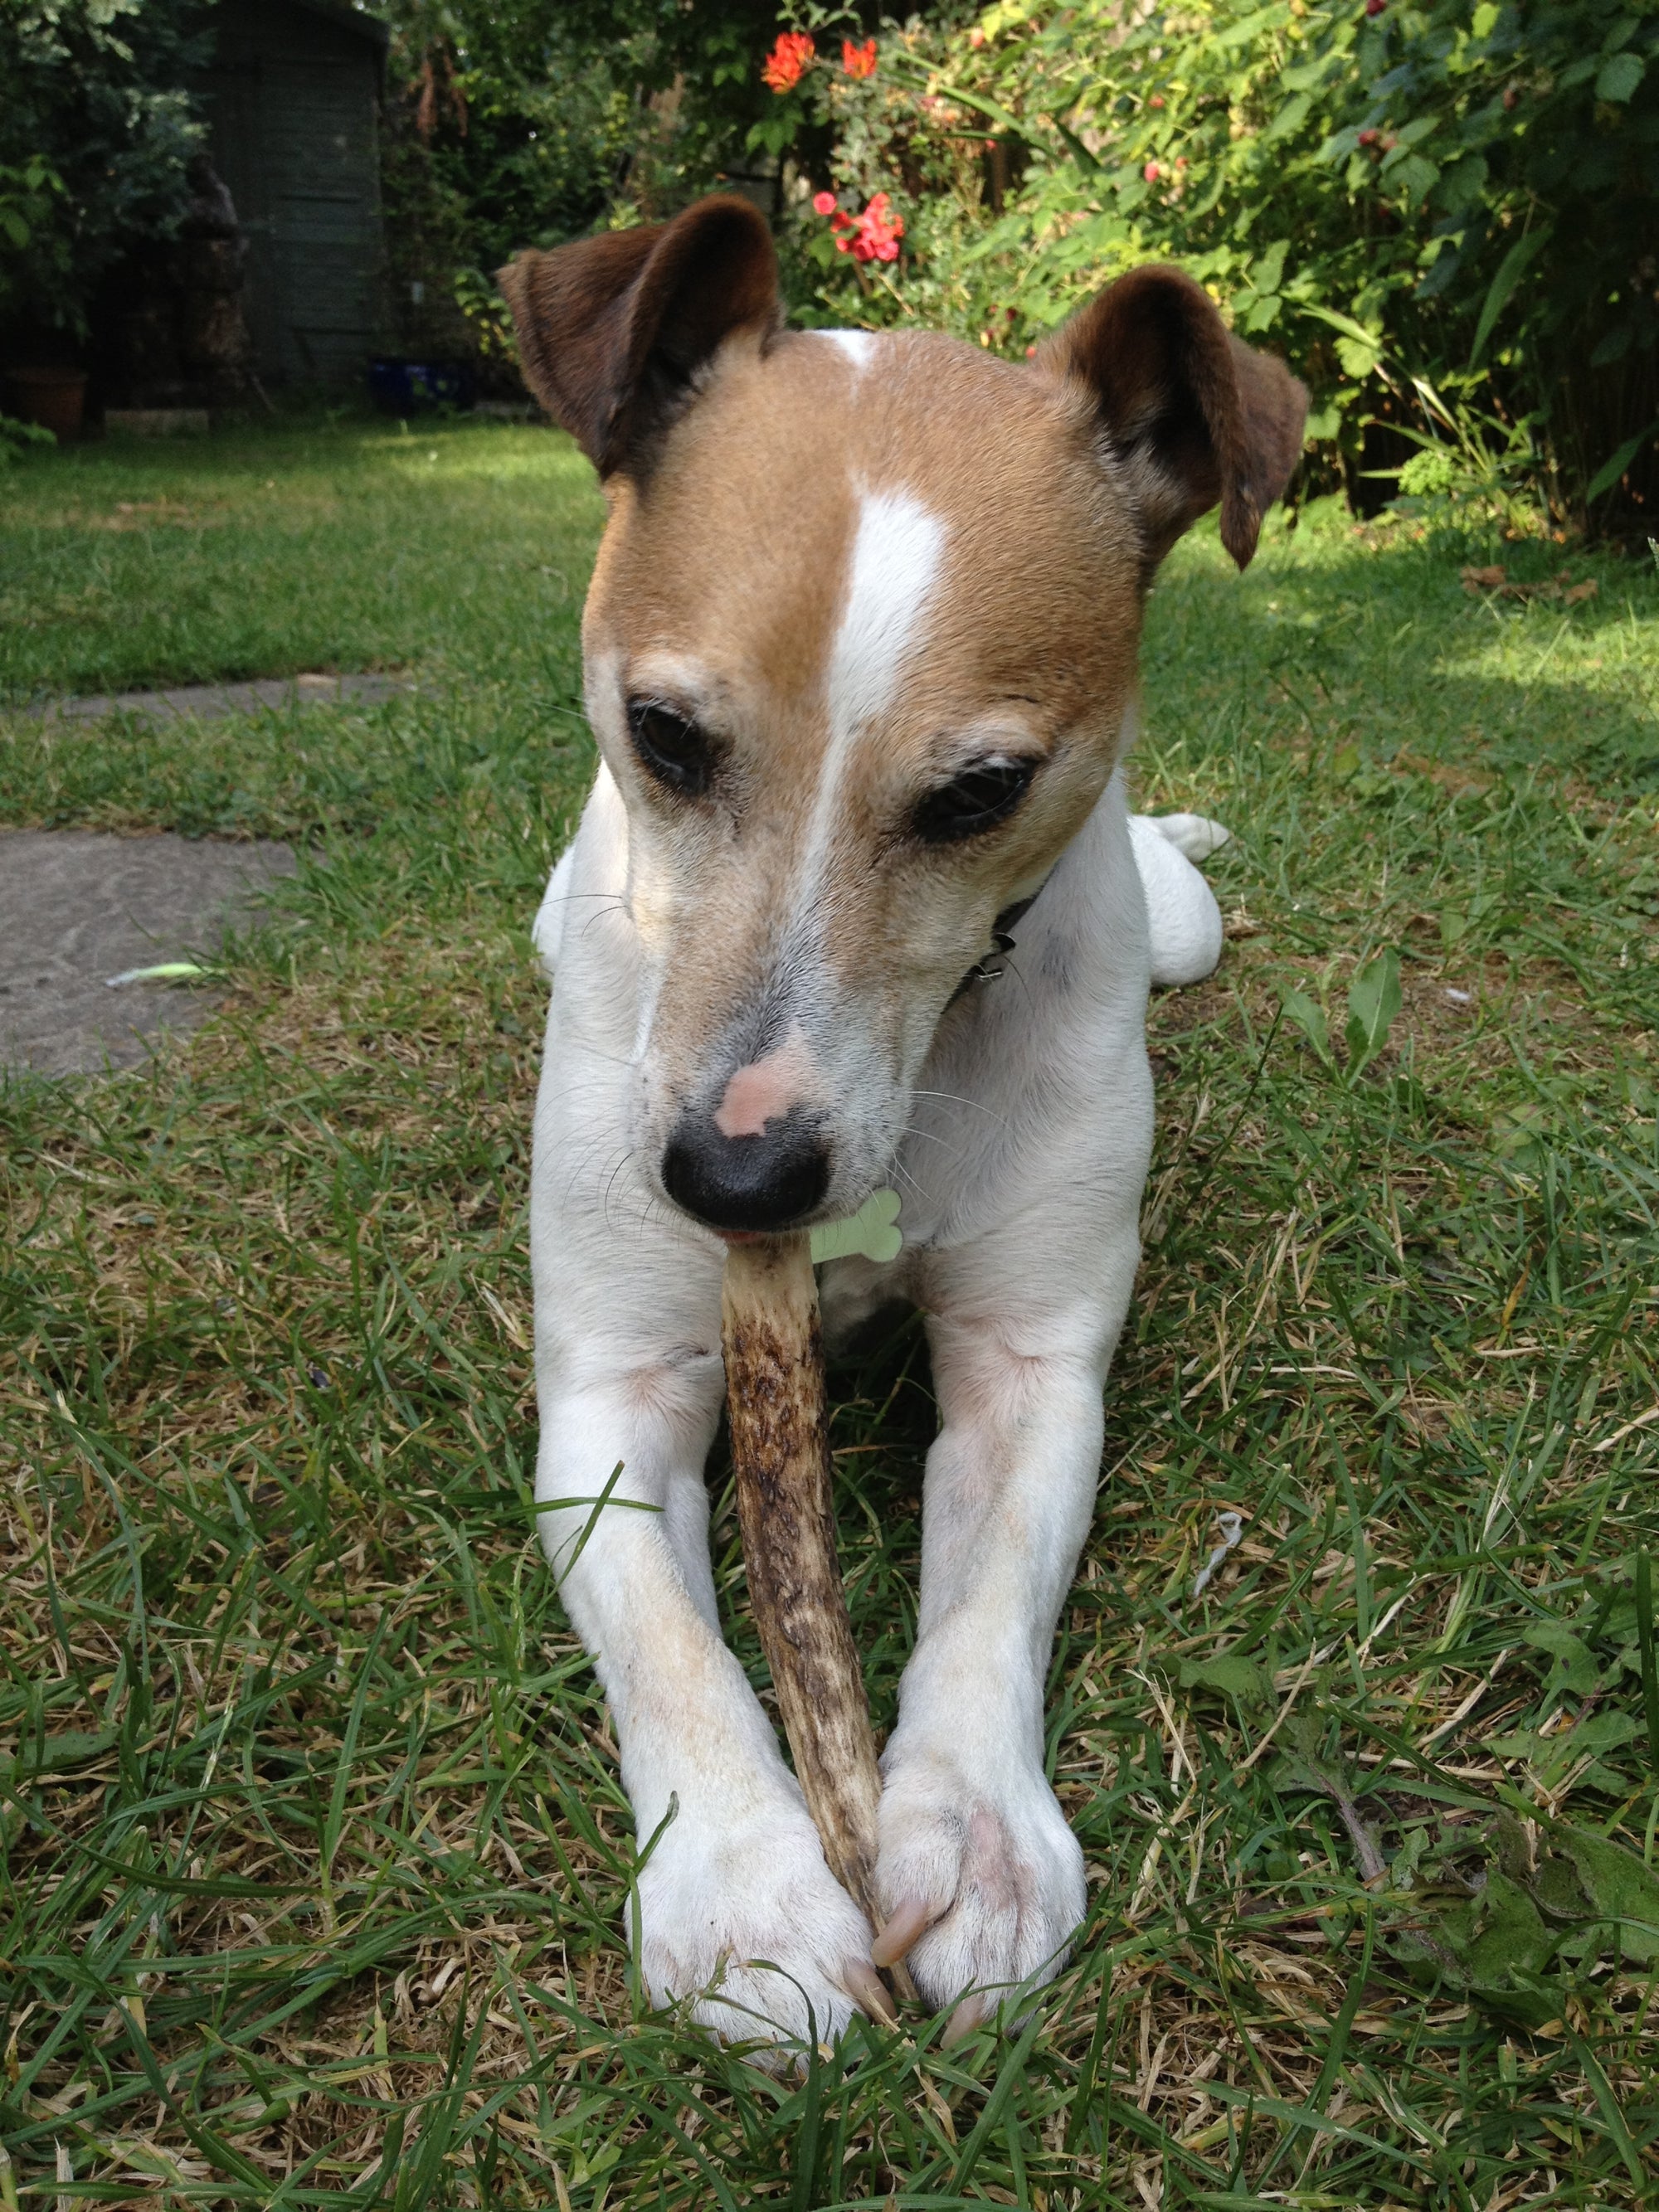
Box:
[721,1233,883,1922]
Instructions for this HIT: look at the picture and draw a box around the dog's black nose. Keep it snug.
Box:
[660,1108,830,1233]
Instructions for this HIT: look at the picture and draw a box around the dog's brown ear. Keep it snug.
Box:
[497,196,780,477]
[1034,265,1307,572]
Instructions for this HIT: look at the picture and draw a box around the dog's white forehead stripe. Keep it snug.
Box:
[826,489,946,744]
[817,329,878,372]
[794,487,946,917]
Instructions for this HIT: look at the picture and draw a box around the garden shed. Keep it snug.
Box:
[197,0,391,386]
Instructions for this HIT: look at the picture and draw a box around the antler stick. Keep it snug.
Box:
[721,1234,887,1923]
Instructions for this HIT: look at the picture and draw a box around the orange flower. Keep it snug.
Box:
[761,31,815,93]
[842,37,878,79]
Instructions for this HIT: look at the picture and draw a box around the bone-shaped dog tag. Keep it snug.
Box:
[810,1187,902,1266]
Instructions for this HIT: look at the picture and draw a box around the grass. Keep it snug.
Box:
[2,413,1657,2209]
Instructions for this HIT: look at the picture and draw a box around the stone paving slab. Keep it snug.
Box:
[32,672,413,727]
[0,829,295,1075]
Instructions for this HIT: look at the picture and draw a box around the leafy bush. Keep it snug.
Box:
[767,0,1659,531]
[0,0,209,342]
[0,409,55,465]
[369,0,788,373]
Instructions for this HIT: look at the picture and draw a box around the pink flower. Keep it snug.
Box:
[761,31,815,93]
[1143,161,1161,182]
[812,190,838,216]
[842,37,877,80]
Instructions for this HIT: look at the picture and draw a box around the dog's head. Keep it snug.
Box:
[499,198,1306,1238]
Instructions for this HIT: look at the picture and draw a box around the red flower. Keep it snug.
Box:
[842,37,877,80]
[834,191,904,264]
[761,30,815,92]
[812,190,838,216]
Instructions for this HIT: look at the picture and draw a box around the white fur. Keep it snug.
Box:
[1127,812,1226,987]
[817,329,878,372]
[1146,810,1231,863]
[800,488,946,899]
[530,737,1227,2050]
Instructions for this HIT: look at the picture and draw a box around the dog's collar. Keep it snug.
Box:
[950,880,1048,1003]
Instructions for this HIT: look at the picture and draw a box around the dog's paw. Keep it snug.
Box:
[872,1746,1084,2039]
[635,1792,882,2057]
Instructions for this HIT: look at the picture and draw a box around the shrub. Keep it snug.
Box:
[770,1,1659,531]
[371,0,790,378]
[0,0,209,343]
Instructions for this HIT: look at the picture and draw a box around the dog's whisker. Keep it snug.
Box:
[907,1087,1013,1129]
[898,1124,970,1161]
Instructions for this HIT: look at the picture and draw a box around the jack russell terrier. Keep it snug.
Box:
[498,196,1306,2053]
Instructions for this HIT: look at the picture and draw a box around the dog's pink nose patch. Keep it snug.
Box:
[714,1033,814,1139]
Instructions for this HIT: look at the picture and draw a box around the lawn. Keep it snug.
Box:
[2,414,1657,2210]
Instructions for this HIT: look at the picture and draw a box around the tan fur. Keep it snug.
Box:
[583,329,1147,1136]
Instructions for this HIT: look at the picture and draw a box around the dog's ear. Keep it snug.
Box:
[497,196,780,477]
[1034,265,1307,572]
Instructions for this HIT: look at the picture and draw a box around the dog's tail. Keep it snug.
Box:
[1127,812,1230,988]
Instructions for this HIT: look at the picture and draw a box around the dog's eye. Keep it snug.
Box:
[628,700,715,797]
[913,757,1036,843]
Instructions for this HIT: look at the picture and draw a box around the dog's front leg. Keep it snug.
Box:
[872,1285,1127,2036]
[534,1251,878,2050]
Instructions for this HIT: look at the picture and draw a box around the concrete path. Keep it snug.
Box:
[32,672,411,727]
[0,829,295,1075]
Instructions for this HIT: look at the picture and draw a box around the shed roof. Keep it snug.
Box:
[287,0,389,47]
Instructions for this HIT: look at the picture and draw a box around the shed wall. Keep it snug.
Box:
[199,0,388,385]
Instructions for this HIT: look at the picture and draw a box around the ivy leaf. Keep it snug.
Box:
[1594,51,1644,103]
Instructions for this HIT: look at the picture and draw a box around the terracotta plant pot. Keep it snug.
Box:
[6,366,88,437]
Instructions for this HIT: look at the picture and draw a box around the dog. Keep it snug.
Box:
[497,197,1306,2053]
